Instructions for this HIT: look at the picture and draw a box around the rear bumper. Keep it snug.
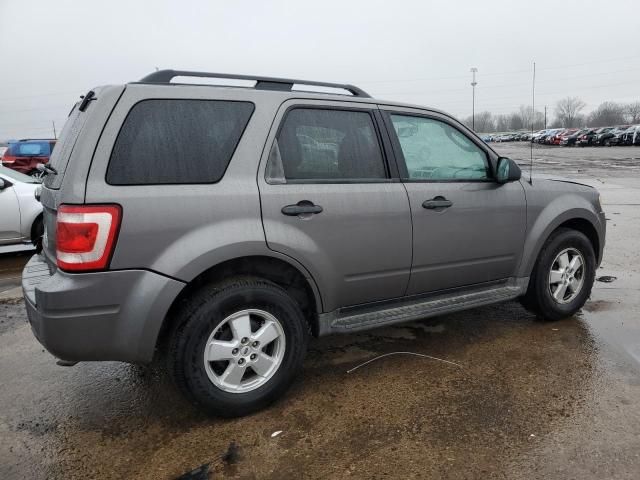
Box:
[22,255,185,363]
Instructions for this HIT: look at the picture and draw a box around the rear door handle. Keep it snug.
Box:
[281,201,323,216]
[422,197,453,209]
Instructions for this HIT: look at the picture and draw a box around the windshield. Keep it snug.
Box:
[0,165,39,183]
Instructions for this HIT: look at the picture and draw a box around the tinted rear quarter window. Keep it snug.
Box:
[107,99,254,185]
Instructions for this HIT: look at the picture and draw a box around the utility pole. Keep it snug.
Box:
[52,121,57,139]
[544,106,547,129]
[470,68,478,131]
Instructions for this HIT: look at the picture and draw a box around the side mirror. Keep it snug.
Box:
[496,157,522,184]
[0,178,9,190]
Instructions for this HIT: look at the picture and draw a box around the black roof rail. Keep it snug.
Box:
[137,69,371,98]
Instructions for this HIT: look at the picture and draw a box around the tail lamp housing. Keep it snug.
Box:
[56,204,122,272]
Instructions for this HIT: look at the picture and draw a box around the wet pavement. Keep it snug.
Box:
[1,144,640,479]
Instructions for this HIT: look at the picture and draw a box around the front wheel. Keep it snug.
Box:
[167,277,309,417]
[521,228,596,321]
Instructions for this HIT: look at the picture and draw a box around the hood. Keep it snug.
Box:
[531,174,595,188]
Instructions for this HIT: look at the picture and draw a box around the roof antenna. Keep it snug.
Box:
[530,61,536,185]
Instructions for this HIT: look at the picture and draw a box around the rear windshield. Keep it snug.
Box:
[8,141,52,157]
[106,99,254,185]
[44,103,89,190]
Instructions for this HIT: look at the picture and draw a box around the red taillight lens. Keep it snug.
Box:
[56,204,122,272]
[2,154,16,164]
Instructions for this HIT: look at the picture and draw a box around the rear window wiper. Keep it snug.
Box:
[78,90,96,112]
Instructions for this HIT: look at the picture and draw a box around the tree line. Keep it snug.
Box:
[463,98,640,133]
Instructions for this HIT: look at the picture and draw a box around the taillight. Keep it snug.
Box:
[56,204,122,272]
[2,154,16,164]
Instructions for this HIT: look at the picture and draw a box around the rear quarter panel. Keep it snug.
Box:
[84,85,315,286]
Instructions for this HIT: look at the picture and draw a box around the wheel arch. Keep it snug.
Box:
[30,212,43,242]
[155,255,323,354]
[518,205,603,279]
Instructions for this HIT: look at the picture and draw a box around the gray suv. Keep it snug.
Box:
[22,70,606,417]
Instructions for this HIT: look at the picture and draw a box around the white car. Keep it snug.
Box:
[0,166,43,247]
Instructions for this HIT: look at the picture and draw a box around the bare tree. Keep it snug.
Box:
[554,97,586,127]
[474,111,494,133]
[495,114,510,132]
[587,102,626,127]
[625,102,640,124]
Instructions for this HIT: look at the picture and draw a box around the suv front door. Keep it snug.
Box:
[382,108,527,295]
[258,101,412,312]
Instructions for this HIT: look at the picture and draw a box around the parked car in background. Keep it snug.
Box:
[553,129,578,145]
[0,166,43,248]
[2,139,56,175]
[608,127,630,146]
[22,70,605,417]
[545,129,565,144]
[560,129,585,147]
[619,125,640,145]
[519,132,533,141]
[593,127,617,146]
[576,128,598,146]
[531,129,551,142]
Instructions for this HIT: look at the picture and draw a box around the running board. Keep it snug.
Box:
[317,283,525,336]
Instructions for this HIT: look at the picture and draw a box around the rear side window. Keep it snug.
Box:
[107,99,254,185]
[266,108,387,183]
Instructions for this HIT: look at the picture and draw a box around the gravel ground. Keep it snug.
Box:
[1,144,639,479]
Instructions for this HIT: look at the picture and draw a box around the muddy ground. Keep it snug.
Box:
[1,143,639,479]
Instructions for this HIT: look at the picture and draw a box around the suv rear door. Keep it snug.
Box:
[258,100,412,312]
[381,107,526,295]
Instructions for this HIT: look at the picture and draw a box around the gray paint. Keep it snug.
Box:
[22,81,606,362]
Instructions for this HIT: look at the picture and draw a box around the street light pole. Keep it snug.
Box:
[470,67,478,131]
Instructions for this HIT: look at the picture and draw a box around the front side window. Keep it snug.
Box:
[390,114,489,181]
[267,108,387,183]
[107,99,254,185]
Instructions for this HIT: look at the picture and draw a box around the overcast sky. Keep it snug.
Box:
[1,0,639,139]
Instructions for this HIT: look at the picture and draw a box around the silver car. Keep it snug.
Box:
[22,70,606,417]
[0,166,42,247]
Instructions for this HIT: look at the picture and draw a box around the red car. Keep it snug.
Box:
[1,139,56,175]
[555,128,578,145]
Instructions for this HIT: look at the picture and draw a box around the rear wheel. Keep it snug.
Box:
[521,228,596,321]
[167,277,309,417]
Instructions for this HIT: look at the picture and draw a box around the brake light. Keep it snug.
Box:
[56,204,122,272]
[2,154,16,164]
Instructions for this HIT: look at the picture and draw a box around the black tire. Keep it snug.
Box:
[604,139,611,147]
[521,228,596,321]
[167,276,309,417]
